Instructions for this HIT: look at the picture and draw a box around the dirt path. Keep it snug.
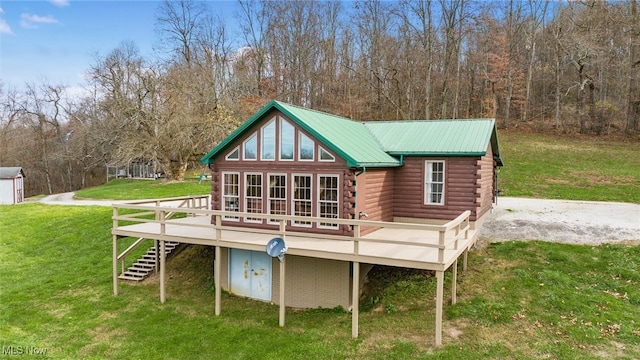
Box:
[479,197,640,245]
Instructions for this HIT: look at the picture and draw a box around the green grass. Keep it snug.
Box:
[1,204,638,359]
[74,178,210,200]
[498,132,640,203]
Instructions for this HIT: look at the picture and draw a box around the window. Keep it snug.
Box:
[292,175,312,226]
[280,118,294,161]
[319,146,335,161]
[243,133,257,160]
[299,133,314,161]
[261,118,276,160]
[225,146,239,160]
[245,173,263,222]
[268,174,287,225]
[424,161,445,205]
[222,172,239,220]
[318,175,339,229]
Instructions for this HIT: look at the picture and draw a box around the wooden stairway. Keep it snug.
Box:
[118,241,183,282]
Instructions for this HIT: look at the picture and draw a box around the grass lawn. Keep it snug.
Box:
[74,178,210,200]
[1,204,638,359]
[498,131,640,203]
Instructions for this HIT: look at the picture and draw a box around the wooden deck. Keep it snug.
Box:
[111,195,480,346]
[113,214,475,271]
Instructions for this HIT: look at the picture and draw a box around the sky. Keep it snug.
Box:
[0,0,238,96]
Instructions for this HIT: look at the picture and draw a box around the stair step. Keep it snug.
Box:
[118,274,145,281]
[119,243,184,282]
[133,262,155,269]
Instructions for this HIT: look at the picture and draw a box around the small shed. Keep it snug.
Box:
[0,167,26,205]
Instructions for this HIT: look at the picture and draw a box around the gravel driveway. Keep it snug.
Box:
[479,197,640,245]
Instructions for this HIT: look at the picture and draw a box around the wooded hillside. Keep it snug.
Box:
[1,0,638,196]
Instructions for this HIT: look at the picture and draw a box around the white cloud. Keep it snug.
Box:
[50,0,70,7]
[20,13,58,29]
[0,19,12,34]
[0,7,11,34]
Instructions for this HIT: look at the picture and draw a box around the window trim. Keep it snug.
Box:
[424,160,445,206]
[261,117,276,161]
[279,117,295,161]
[267,173,287,225]
[225,146,239,161]
[291,173,313,227]
[319,146,335,162]
[221,171,240,221]
[243,132,258,161]
[298,132,315,161]
[244,172,263,223]
[317,174,340,229]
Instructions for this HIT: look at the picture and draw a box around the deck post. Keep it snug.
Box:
[352,261,360,338]
[451,259,458,305]
[435,270,444,346]
[160,239,166,303]
[154,240,159,274]
[463,250,468,272]
[279,257,285,327]
[438,231,445,263]
[112,235,118,296]
[214,246,221,316]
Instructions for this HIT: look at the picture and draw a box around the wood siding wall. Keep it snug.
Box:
[356,169,395,236]
[475,146,495,221]
[393,156,483,221]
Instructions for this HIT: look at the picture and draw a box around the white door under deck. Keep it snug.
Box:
[229,249,272,301]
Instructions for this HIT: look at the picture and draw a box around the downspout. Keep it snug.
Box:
[356,167,366,176]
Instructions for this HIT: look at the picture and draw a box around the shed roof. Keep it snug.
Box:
[200,101,503,167]
[0,167,25,179]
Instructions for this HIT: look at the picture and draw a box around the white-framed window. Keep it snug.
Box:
[225,146,239,160]
[318,175,339,229]
[424,161,445,205]
[245,173,263,223]
[243,133,257,160]
[298,132,314,161]
[261,118,276,160]
[267,174,287,225]
[222,172,239,220]
[292,174,312,227]
[279,118,294,161]
[319,146,335,162]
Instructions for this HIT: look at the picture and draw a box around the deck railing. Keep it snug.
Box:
[114,195,210,274]
[113,195,470,266]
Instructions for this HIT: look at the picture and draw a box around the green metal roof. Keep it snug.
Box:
[364,119,503,165]
[201,101,503,167]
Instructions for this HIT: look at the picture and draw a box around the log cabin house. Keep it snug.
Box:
[111,100,503,346]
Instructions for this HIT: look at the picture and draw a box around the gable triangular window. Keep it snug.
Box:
[225,146,239,160]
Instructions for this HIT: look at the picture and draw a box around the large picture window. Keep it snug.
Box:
[298,133,314,161]
[424,161,445,205]
[261,119,276,160]
[245,173,263,222]
[268,174,287,225]
[318,175,339,229]
[222,172,239,220]
[243,133,257,160]
[292,175,312,226]
[280,119,294,161]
